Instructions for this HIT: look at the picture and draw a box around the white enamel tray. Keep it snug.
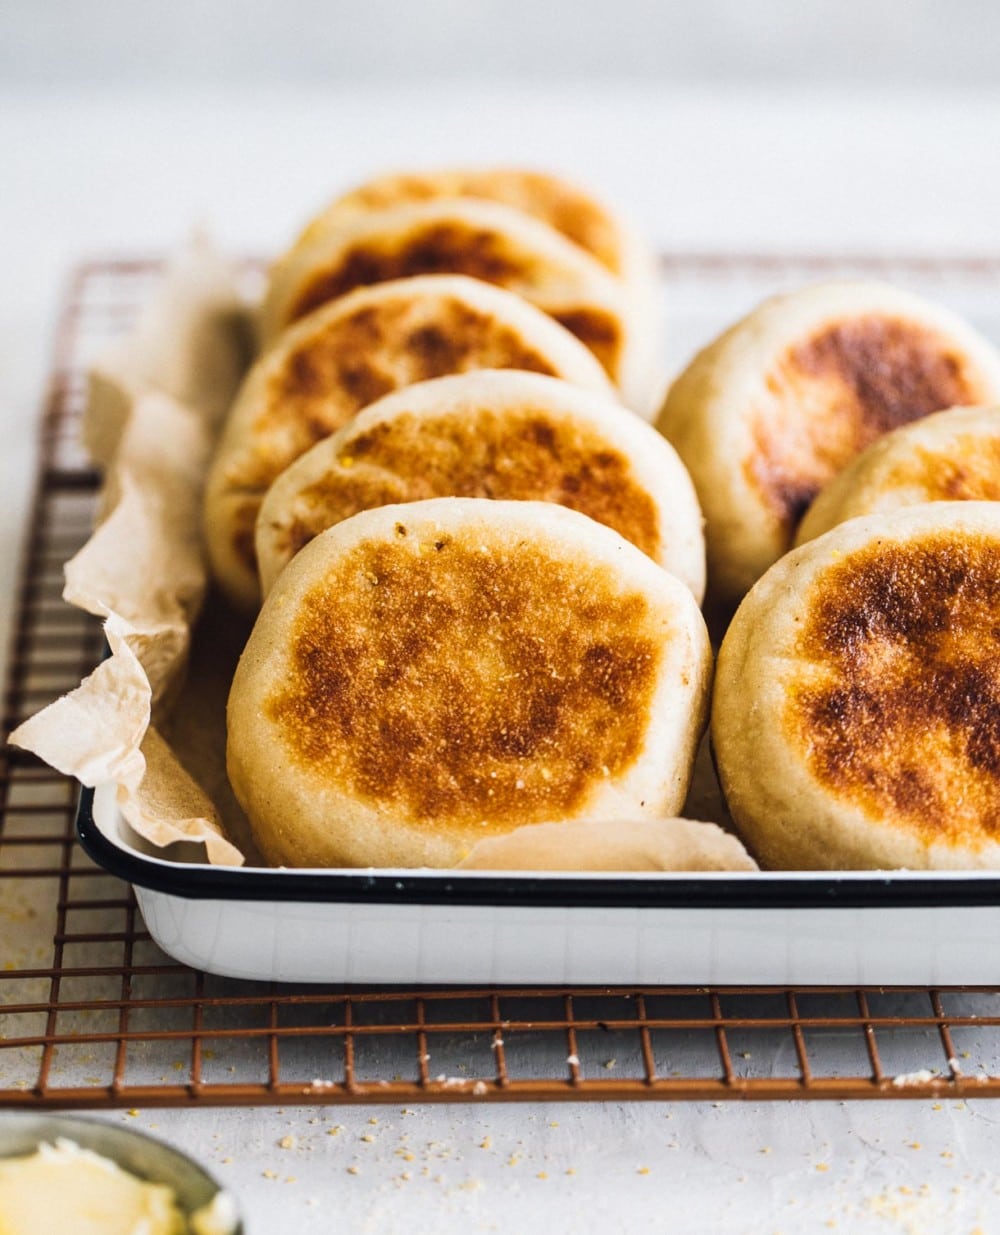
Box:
[79,783,1000,986]
[74,251,1000,988]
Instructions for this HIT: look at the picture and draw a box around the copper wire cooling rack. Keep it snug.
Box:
[4,253,1000,1109]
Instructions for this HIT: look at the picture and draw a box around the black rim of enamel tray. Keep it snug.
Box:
[76,786,1000,909]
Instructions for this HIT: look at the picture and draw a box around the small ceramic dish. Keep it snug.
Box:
[0,1110,243,1234]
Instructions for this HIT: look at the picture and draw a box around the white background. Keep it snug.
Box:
[4,4,1000,1232]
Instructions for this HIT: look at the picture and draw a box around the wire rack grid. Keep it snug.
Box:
[3,252,1000,1109]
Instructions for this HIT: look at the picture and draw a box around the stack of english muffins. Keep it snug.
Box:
[208,167,1000,872]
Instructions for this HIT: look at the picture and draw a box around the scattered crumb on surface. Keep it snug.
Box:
[891,1069,937,1087]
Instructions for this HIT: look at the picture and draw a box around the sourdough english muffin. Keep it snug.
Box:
[713,502,1000,870]
[204,275,614,609]
[657,281,1000,609]
[282,166,649,285]
[227,498,712,868]
[260,198,656,410]
[796,404,1000,544]
[255,369,705,601]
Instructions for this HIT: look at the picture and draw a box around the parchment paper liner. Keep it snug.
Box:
[10,235,744,873]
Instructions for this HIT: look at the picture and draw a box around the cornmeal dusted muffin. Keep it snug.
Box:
[713,502,1000,870]
[228,498,712,868]
[281,166,648,283]
[256,369,705,601]
[657,281,1000,609]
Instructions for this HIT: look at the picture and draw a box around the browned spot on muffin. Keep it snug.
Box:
[289,225,534,323]
[265,535,663,829]
[270,407,661,576]
[551,308,622,379]
[230,496,263,576]
[321,170,622,275]
[786,532,1000,846]
[745,316,984,533]
[886,434,1000,502]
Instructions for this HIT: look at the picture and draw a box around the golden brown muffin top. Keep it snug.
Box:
[884,435,1000,502]
[745,315,984,530]
[264,528,665,829]
[311,168,626,275]
[270,405,660,569]
[787,531,1000,847]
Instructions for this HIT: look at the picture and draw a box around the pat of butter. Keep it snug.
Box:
[0,1138,235,1235]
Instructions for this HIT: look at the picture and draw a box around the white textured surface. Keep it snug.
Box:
[82,1100,1000,1233]
[4,84,1000,1231]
